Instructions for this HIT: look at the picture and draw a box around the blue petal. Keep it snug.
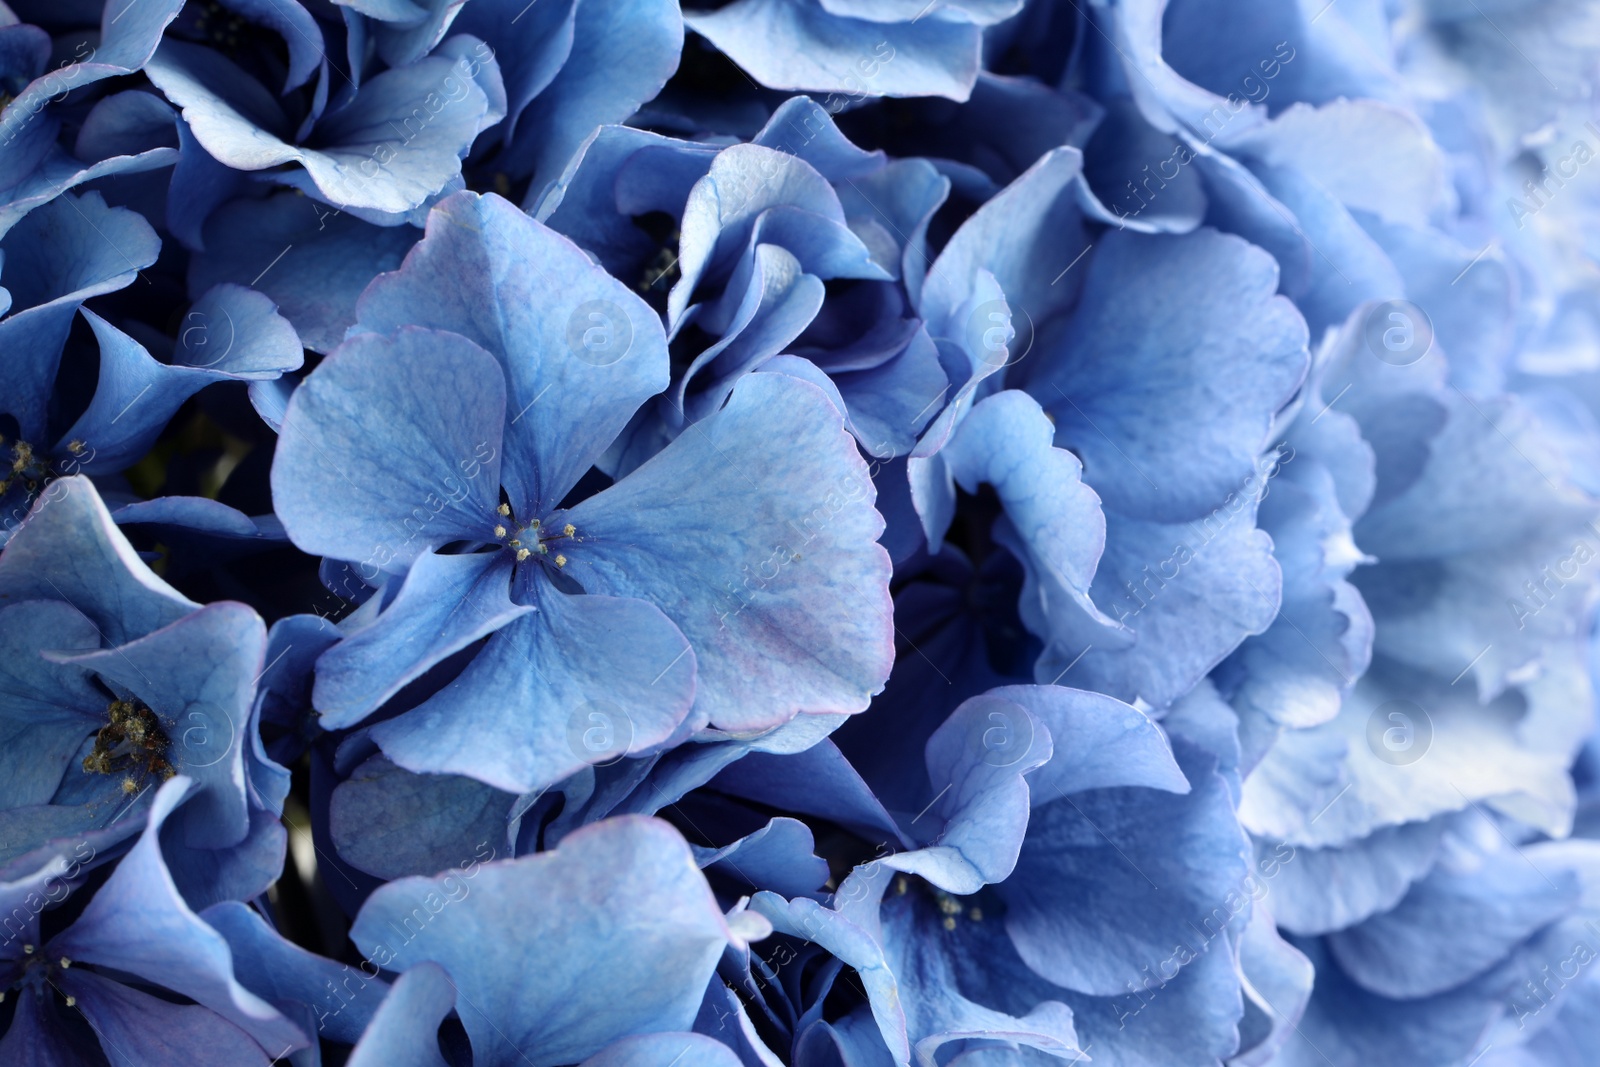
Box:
[1279,660,1576,850]
[917,146,1085,346]
[272,327,506,572]
[693,816,831,899]
[205,899,388,1046]
[581,1033,744,1067]
[711,739,909,848]
[0,477,195,646]
[0,985,95,1064]
[1218,461,1373,733]
[354,191,669,514]
[991,684,1189,800]
[751,96,888,184]
[935,389,1124,662]
[164,806,286,911]
[371,581,695,794]
[1325,851,1580,999]
[883,692,1051,893]
[1023,227,1308,524]
[51,778,306,1055]
[999,745,1248,995]
[61,303,296,474]
[0,600,103,807]
[1053,925,1245,1067]
[1234,904,1314,1067]
[146,39,492,213]
[669,144,870,330]
[314,549,530,727]
[57,968,276,1066]
[346,961,455,1067]
[559,371,893,734]
[686,0,980,101]
[454,0,577,146]
[1275,937,1505,1067]
[330,754,514,879]
[188,192,420,353]
[675,243,826,423]
[1046,497,1282,709]
[0,191,160,441]
[506,0,683,203]
[349,816,730,1067]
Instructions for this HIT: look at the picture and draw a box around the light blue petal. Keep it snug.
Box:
[0,191,160,440]
[205,899,388,1047]
[51,778,306,1055]
[354,190,668,513]
[1233,904,1314,1067]
[61,302,296,474]
[0,600,103,807]
[1024,227,1308,524]
[937,389,1124,660]
[1047,497,1282,709]
[560,371,893,733]
[991,684,1189,800]
[999,745,1248,996]
[581,1032,744,1067]
[883,691,1052,894]
[454,0,577,146]
[57,969,275,1066]
[346,960,455,1067]
[350,816,730,1067]
[711,739,909,848]
[0,477,196,645]
[507,0,682,202]
[314,549,530,728]
[146,39,491,213]
[188,192,419,353]
[1274,937,1505,1067]
[272,327,506,571]
[686,0,980,101]
[1325,853,1580,999]
[372,581,695,794]
[330,754,514,880]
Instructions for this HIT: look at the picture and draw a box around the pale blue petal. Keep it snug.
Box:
[314,549,529,728]
[354,191,668,513]
[349,816,730,1067]
[372,582,695,794]
[560,371,893,733]
[272,327,506,571]
[0,477,195,645]
[51,778,306,1055]
[330,754,514,880]
[188,192,419,353]
[346,961,455,1067]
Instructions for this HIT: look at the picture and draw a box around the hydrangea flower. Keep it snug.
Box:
[273,190,893,793]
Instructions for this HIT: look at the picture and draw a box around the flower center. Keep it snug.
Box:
[82,698,175,794]
[491,503,580,568]
[1,946,74,1005]
[0,437,81,502]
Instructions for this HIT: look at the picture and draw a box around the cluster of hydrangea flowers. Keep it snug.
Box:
[3,0,1600,1064]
